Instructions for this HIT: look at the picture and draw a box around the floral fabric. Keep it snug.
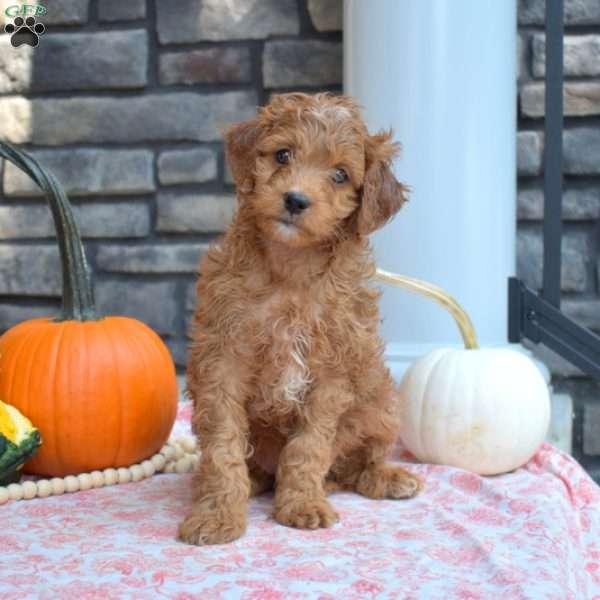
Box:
[1,404,600,599]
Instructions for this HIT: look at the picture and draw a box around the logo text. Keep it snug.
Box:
[5,4,47,18]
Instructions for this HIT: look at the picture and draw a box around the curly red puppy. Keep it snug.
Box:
[179,92,422,546]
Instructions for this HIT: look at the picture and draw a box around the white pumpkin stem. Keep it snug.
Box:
[374,268,479,350]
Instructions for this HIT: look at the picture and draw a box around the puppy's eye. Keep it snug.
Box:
[275,149,292,165]
[332,168,348,184]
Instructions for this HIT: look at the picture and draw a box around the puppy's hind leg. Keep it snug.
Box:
[331,385,423,500]
[328,433,422,500]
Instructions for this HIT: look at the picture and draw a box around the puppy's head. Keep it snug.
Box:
[225,93,407,248]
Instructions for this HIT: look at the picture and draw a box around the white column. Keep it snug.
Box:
[345,0,517,380]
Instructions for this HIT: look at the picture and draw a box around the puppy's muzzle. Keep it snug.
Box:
[283,191,311,216]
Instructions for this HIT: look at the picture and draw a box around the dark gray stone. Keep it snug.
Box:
[0,245,61,295]
[0,303,59,332]
[517,229,589,292]
[518,33,529,82]
[98,0,146,21]
[562,233,591,292]
[94,279,178,335]
[28,92,258,145]
[517,188,600,220]
[521,82,600,118]
[520,0,600,25]
[517,230,542,291]
[263,40,342,87]
[0,202,150,239]
[517,190,543,220]
[527,341,585,378]
[159,48,251,85]
[564,128,600,175]
[156,0,299,44]
[519,0,533,23]
[184,312,194,339]
[79,203,150,238]
[165,337,188,368]
[563,299,600,332]
[517,131,543,176]
[308,0,342,31]
[224,162,235,185]
[532,34,600,78]
[96,244,208,273]
[3,149,154,196]
[567,0,600,24]
[0,205,55,240]
[27,31,148,92]
[157,148,217,185]
[39,0,90,24]
[185,282,197,311]
[563,188,600,219]
[156,193,236,233]
[583,403,600,455]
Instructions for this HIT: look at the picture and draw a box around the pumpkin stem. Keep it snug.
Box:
[374,268,479,349]
[0,142,98,321]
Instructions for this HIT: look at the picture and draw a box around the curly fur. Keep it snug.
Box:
[178,93,422,546]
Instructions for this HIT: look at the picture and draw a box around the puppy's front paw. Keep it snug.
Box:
[178,509,246,545]
[385,467,422,498]
[274,498,339,529]
[356,464,423,499]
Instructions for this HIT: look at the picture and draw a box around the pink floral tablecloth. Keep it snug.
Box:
[2,404,600,599]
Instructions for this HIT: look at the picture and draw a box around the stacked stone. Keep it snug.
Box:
[0,0,342,365]
[517,0,600,475]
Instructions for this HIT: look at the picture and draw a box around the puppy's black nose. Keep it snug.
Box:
[283,191,311,215]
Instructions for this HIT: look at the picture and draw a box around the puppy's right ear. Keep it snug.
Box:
[354,131,408,236]
[224,118,261,195]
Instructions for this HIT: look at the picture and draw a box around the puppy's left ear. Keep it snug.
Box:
[224,118,261,195]
[354,130,408,236]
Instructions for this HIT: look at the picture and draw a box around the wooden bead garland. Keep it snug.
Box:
[0,436,198,505]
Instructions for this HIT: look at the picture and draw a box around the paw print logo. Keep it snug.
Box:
[4,16,45,48]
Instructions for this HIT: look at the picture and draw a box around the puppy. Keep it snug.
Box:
[179,92,421,546]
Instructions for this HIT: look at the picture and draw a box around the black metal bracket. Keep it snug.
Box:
[509,277,600,379]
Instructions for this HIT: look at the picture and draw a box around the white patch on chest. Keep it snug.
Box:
[277,326,312,405]
[253,292,317,414]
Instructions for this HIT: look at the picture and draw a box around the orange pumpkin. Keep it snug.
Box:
[0,142,178,477]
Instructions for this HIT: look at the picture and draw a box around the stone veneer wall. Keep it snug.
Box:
[0,0,599,478]
[517,0,600,478]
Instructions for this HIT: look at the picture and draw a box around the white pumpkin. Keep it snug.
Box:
[397,347,550,475]
[375,268,551,476]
